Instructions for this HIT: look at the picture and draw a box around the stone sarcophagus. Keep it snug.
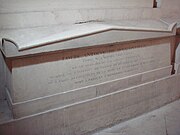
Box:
[0,20,180,135]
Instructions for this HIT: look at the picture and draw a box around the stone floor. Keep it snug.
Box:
[93,99,180,135]
[0,100,12,123]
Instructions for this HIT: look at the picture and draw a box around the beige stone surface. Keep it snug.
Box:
[175,63,179,74]
[97,66,172,96]
[161,18,180,28]
[175,43,180,74]
[175,43,180,63]
[2,29,174,58]
[1,19,173,51]
[0,101,12,123]
[93,100,180,135]
[10,43,171,102]
[8,66,171,118]
[0,0,154,30]
[0,0,179,57]
[0,0,154,13]
[160,0,180,18]
[0,0,179,31]
[0,74,179,135]
[0,51,5,100]
[0,0,179,134]
[12,87,97,118]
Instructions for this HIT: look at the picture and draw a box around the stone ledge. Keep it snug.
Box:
[6,66,172,118]
[0,74,179,135]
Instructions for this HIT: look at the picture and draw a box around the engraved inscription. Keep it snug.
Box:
[47,45,166,92]
[13,43,170,101]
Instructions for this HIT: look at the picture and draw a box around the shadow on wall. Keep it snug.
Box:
[153,0,162,8]
[0,51,5,100]
[176,44,180,63]
[175,43,180,73]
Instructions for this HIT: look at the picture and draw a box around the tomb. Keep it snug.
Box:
[0,0,180,135]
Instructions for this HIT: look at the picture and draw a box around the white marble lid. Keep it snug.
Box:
[161,18,180,28]
[0,19,176,51]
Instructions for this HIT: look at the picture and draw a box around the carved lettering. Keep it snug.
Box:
[47,46,165,91]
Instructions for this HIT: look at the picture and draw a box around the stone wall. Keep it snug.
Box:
[0,0,179,30]
[0,0,152,30]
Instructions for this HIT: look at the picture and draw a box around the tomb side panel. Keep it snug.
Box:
[11,43,171,102]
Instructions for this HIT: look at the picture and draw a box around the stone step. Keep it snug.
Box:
[93,99,180,135]
[0,74,179,135]
[6,66,172,118]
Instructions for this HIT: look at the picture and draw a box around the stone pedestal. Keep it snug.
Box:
[0,19,179,135]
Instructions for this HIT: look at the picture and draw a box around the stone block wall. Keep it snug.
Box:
[0,0,180,30]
